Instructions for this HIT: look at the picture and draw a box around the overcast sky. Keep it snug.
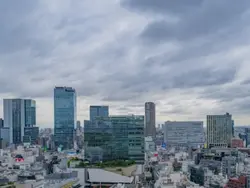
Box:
[1,0,250,127]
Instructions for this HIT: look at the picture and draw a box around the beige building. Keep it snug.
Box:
[207,112,233,148]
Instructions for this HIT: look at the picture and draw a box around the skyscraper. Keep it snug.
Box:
[54,87,76,149]
[145,102,156,138]
[207,112,233,148]
[24,100,36,127]
[89,106,109,121]
[3,99,36,144]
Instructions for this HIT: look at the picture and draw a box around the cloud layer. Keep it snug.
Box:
[1,0,250,126]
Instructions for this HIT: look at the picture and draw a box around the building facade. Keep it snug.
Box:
[164,121,204,148]
[145,102,156,138]
[54,87,76,149]
[89,106,109,121]
[24,100,36,127]
[245,128,250,147]
[23,127,39,144]
[3,99,36,144]
[207,113,233,148]
[84,115,145,163]
[222,156,237,178]
[0,118,3,128]
[231,138,244,148]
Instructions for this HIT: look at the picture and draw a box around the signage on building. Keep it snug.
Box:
[162,142,166,148]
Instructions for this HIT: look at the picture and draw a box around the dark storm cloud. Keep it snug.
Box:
[121,0,203,15]
[0,1,54,55]
[171,67,237,89]
[123,0,250,42]
[99,64,237,102]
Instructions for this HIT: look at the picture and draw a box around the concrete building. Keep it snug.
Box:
[207,112,233,148]
[54,87,76,149]
[89,106,109,121]
[145,102,156,138]
[164,121,204,148]
[3,99,36,144]
[145,136,156,152]
[222,156,237,178]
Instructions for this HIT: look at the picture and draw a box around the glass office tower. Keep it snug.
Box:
[24,99,36,127]
[54,87,76,149]
[3,99,37,144]
[84,115,145,164]
[89,106,109,121]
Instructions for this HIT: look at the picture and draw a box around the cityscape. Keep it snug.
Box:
[0,86,250,187]
[2,0,250,188]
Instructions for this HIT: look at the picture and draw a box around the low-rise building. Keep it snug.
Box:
[226,176,246,188]
[231,138,244,148]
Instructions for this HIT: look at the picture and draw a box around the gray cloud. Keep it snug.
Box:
[123,0,250,42]
[1,0,250,125]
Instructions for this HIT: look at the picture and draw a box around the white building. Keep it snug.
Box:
[207,113,232,148]
[145,136,156,152]
[164,121,204,148]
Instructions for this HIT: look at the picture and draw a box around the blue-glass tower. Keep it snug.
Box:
[89,106,109,121]
[24,99,36,127]
[54,87,76,149]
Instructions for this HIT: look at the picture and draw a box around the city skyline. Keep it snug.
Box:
[1,1,250,126]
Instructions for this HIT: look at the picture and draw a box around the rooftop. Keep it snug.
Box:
[86,168,134,184]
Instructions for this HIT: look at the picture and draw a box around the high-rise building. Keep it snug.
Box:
[76,120,81,130]
[24,100,36,127]
[222,156,237,178]
[3,99,36,144]
[54,87,76,149]
[164,121,204,148]
[0,118,3,128]
[84,115,144,164]
[89,106,109,121]
[232,119,234,137]
[245,128,250,147]
[207,112,233,148]
[145,102,156,138]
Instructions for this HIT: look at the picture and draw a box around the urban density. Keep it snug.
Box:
[1,87,250,187]
[2,1,250,188]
